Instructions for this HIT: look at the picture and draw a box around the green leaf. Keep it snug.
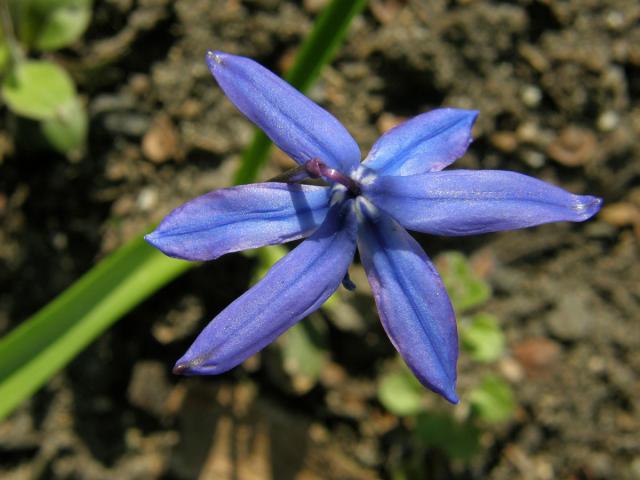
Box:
[415,412,480,460]
[0,237,192,420]
[2,60,75,120]
[40,95,87,153]
[460,313,505,363]
[378,367,425,416]
[248,244,289,285]
[437,251,491,313]
[279,315,329,393]
[0,41,8,73]
[12,0,92,51]
[470,374,515,424]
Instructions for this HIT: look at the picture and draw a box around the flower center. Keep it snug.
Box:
[304,159,361,196]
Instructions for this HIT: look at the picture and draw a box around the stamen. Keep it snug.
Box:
[304,159,361,195]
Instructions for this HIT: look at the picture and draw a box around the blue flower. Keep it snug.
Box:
[145,51,602,403]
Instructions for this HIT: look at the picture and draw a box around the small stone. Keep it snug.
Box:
[513,338,561,378]
[547,126,597,167]
[127,361,172,417]
[303,0,328,13]
[597,110,619,132]
[546,289,595,341]
[104,112,150,136]
[499,357,525,383]
[522,150,546,168]
[142,114,180,163]
[490,132,518,153]
[600,202,640,227]
[605,10,625,30]
[136,187,159,211]
[521,85,542,108]
[129,73,151,96]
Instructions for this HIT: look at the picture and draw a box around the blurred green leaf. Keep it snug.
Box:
[470,374,515,423]
[415,412,480,460]
[280,315,329,393]
[461,313,505,363]
[0,38,8,72]
[249,244,288,284]
[12,0,92,51]
[40,95,87,153]
[2,59,75,119]
[378,367,424,416]
[0,236,192,421]
[438,251,491,313]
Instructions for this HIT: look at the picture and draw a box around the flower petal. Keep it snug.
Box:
[207,51,361,173]
[173,200,357,375]
[356,199,458,403]
[363,170,602,236]
[362,108,478,176]
[145,183,330,261]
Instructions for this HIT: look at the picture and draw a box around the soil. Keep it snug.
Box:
[1,0,639,479]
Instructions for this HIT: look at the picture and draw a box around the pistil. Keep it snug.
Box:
[304,158,361,196]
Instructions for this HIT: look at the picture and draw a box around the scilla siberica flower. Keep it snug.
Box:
[146,51,602,403]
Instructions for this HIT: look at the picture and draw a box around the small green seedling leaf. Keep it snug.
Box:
[248,244,288,284]
[378,367,424,416]
[2,60,75,120]
[12,0,92,51]
[415,412,480,460]
[470,374,515,424]
[40,95,87,153]
[280,315,328,393]
[437,251,491,313]
[461,313,505,363]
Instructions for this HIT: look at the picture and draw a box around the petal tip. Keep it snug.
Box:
[172,362,190,375]
[574,195,603,220]
[144,231,160,248]
[443,388,460,405]
[205,50,227,70]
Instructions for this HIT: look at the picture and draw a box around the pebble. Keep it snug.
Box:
[597,110,620,132]
[546,289,594,341]
[513,337,561,377]
[521,84,542,107]
[136,187,158,211]
[142,114,180,163]
[547,126,597,167]
[490,131,518,153]
[127,361,172,417]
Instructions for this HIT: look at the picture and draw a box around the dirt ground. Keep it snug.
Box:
[1,0,639,478]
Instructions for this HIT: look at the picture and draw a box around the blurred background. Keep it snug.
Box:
[0,0,638,479]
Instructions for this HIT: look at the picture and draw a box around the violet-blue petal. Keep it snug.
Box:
[363,170,602,236]
[356,199,459,403]
[206,51,361,173]
[173,200,357,375]
[145,183,330,261]
[362,108,478,176]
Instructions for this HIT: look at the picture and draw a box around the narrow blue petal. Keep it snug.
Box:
[207,51,361,173]
[145,183,330,261]
[173,200,357,375]
[363,170,602,236]
[362,108,478,176]
[356,199,458,403]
